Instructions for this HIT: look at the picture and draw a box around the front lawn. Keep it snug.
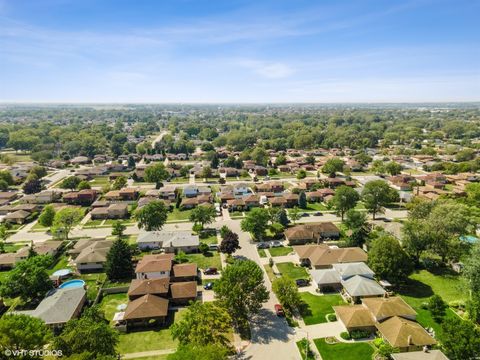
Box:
[200,234,218,245]
[296,339,315,360]
[117,309,186,354]
[276,262,309,281]
[185,251,221,270]
[257,249,267,258]
[305,202,328,211]
[100,292,129,322]
[314,338,374,360]
[167,208,193,222]
[90,176,111,186]
[263,265,277,283]
[268,246,293,257]
[299,293,345,325]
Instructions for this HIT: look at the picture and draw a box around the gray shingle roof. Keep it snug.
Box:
[342,275,386,297]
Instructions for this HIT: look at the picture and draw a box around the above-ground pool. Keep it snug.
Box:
[58,279,86,289]
[460,235,479,244]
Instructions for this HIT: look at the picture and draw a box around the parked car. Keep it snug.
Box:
[313,212,322,216]
[271,241,283,248]
[204,282,214,290]
[256,242,269,249]
[274,304,285,317]
[301,213,309,217]
[296,279,310,287]
[209,244,219,251]
[203,267,218,275]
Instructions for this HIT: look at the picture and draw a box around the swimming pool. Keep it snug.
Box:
[58,279,86,289]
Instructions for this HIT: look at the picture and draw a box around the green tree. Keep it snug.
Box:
[440,317,480,360]
[428,295,447,322]
[111,175,127,190]
[322,158,344,176]
[240,208,270,241]
[105,238,134,281]
[344,209,369,247]
[135,200,168,231]
[0,314,51,356]
[289,207,301,224]
[52,207,83,240]
[167,344,228,360]
[214,260,269,335]
[298,191,307,209]
[296,169,307,179]
[189,205,216,230]
[77,180,91,190]
[201,166,213,179]
[61,176,81,190]
[276,208,290,227]
[385,161,402,175]
[111,221,126,238]
[38,204,56,227]
[331,185,359,220]
[464,242,480,295]
[361,180,398,219]
[171,301,232,348]
[367,235,413,284]
[144,163,169,188]
[272,276,303,315]
[402,219,431,263]
[0,255,53,302]
[0,170,14,186]
[54,307,118,359]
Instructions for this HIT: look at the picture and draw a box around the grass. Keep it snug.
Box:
[117,309,186,354]
[78,272,106,301]
[90,176,111,186]
[2,243,25,253]
[200,234,218,245]
[296,339,315,360]
[100,292,129,323]
[185,251,221,270]
[299,293,345,325]
[398,268,466,336]
[305,202,328,211]
[0,270,11,284]
[128,356,169,360]
[230,211,245,218]
[47,256,72,275]
[268,246,293,257]
[84,219,104,227]
[263,265,277,283]
[31,222,49,231]
[314,338,374,360]
[276,262,309,281]
[167,208,193,221]
[258,249,267,258]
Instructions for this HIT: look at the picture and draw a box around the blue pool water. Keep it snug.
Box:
[59,279,85,289]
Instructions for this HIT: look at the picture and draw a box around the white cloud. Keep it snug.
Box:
[237,59,295,79]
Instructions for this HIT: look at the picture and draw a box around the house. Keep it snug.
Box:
[170,281,197,304]
[15,287,86,328]
[269,196,287,207]
[0,253,16,269]
[362,297,417,322]
[119,188,139,201]
[63,189,97,205]
[0,191,18,205]
[136,230,199,253]
[341,275,386,303]
[333,305,376,333]
[4,210,31,224]
[183,186,198,198]
[128,278,170,300]
[90,203,128,220]
[376,316,436,352]
[135,254,175,280]
[73,240,113,273]
[172,263,198,282]
[391,350,449,360]
[227,198,245,211]
[294,244,368,269]
[123,294,169,326]
[244,194,260,208]
[159,186,176,201]
[70,156,90,165]
[332,262,375,281]
[284,193,299,207]
[311,269,342,292]
[285,222,340,245]
[15,241,63,262]
[22,190,61,204]
[233,183,249,196]
[0,203,39,215]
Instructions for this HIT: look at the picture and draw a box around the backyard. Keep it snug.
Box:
[276,262,309,281]
[299,293,345,325]
[185,251,221,270]
[100,292,129,323]
[314,338,374,360]
[167,208,193,222]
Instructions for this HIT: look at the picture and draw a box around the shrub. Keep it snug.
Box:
[449,300,466,310]
[198,242,209,254]
[350,329,371,339]
[326,313,337,322]
[340,331,351,340]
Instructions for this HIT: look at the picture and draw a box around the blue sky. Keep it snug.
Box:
[0,0,479,102]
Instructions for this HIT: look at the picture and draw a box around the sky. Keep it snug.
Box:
[0,0,479,103]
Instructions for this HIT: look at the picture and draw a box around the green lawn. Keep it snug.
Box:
[117,309,186,354]
[258,249,267,258]
[0,270,11,284]
[268,246,293,257]
[185,251,221,270]
[263,265,277,283]
[305,202,328,211]
[200,234,218,245]
[78,273,106,301]
[276,262,309,281]
[296,339,315,360]
[83,219,104,227]
[47,256,72,275]
[230,211,244,218]
[314,338,374,360]
[31,222,49,231]
[299,293,345,325]
[167,208,193,221]
[3,243,25,253]
[100,292,129,323]
[398,269,466,336]
[90,176,111,186]
[129,356,169,360]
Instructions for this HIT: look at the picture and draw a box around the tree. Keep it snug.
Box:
[361,180,398,219]
[189,205,216,230]
[111,175,127,190]
[0,255,53,302]
[105,238,134,281]
[171,301,232,348]
[428,295,447,322]
[440,317,480,360]
[331,185,359,221]
[219,225,232,239]
[219,231,240,256]
[289,207,301,224]
[344,209,369,247]
[135,200,168,231]
[322,158,344,176]
[54,307,118,359]
[38,204,56,227]
[61,176,81,190]
[296,169,307,179]
[111,221,126,238]
[200,166,213,179]
[466,182,480,206]
[402,219,431,263]
[144,163,169,188]
[385,161,402,175]
[298,191,307,209]
[272,276,303,315]
[368,235,413,284]
[167,344,229,360]
[210,153,219,169]
[23,173,42,194]
[0,314,51,355]
[214,260,269,335]
[305,155,315,165]
[52,208,83,240]
[77,180,91,190]
[127,155,136,168]
[0,170,14,186]
[240,208,270,241]
[276,208,290,227]
[0,179,8,191]
[464,242,480,295]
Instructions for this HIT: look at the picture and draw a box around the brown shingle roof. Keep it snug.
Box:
[172,263,197,278]
[334,305,375,328]
[376,316,436,348]
[128,278,170,297]
[135,254,174,273]
[170,281,197,299]
[293,244,367,267]
[123,294,169,320]
[362,297,417,321]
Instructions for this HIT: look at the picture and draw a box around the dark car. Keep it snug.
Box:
[296,279,310,287]
[203,267,218,275]
[204,282,214,290]
[301,213,310,217]
[274,304,285,317]
[313,212,323,216]
[256,242,269,249]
